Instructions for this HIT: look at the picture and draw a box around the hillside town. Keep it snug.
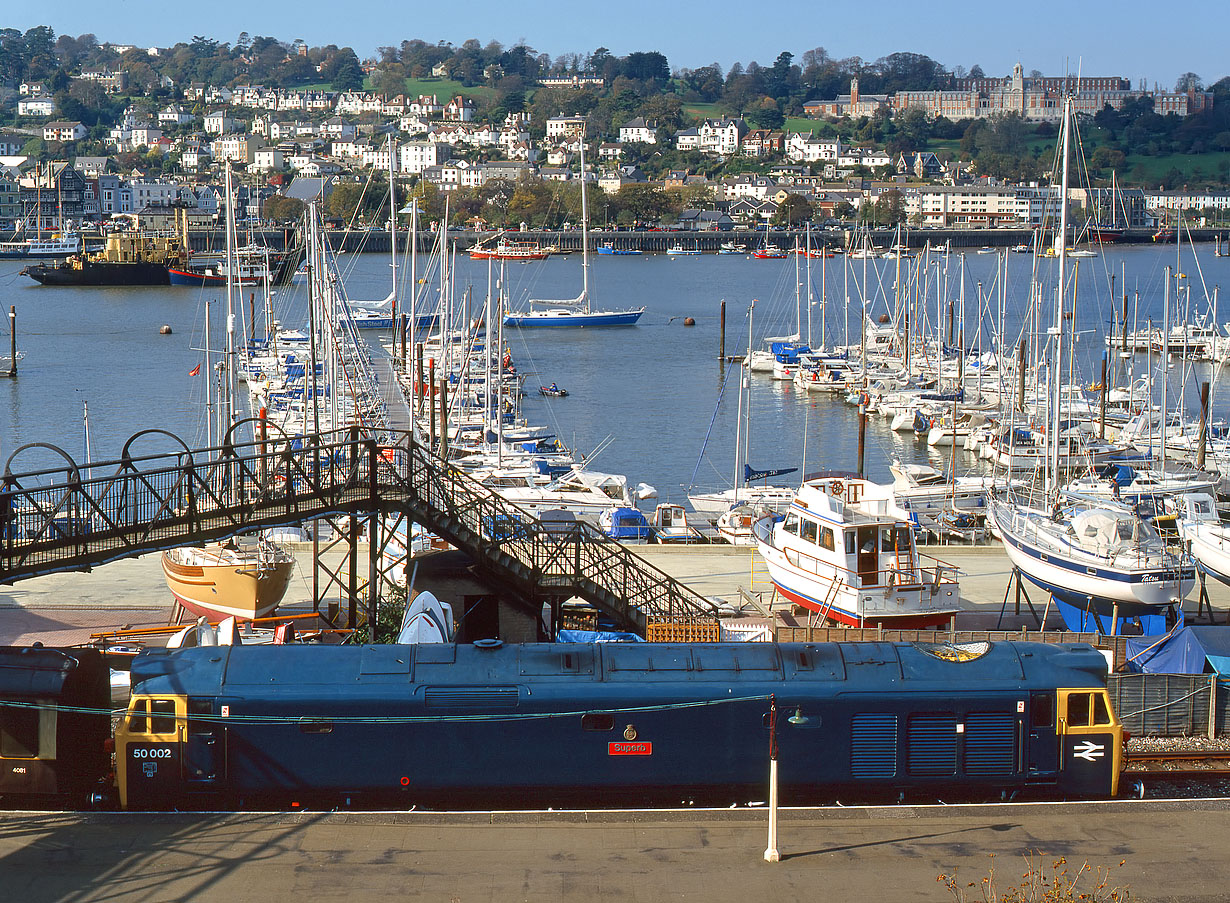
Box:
[0,27,1227,234]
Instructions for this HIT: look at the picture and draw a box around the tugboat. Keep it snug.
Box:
[23,228,189,286]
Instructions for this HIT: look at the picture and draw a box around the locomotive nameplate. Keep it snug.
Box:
[608,742,652,756]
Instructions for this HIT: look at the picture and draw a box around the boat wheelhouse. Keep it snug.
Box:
[752,475,960,628]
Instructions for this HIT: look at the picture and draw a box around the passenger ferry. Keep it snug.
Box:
[752,474,960,627]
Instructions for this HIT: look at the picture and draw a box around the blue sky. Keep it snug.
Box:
[8,0,1226,90]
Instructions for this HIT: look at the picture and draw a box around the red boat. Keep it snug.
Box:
[752,247,788,259]
[469,240,551,261]
[1086,224,1125,243]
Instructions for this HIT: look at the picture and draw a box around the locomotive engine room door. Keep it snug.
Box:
[1056,689,1121,796]
[184,697,227,786]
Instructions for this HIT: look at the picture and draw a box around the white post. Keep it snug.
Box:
[764,758,780,862]
[764,694,781,862]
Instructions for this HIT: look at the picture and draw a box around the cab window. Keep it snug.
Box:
[128,698,148,734]
[1067,693,1091,727]
[1066,692,1112,727]
[150,699,177,734]
[783,514,800,535]
[819,526,835,551]
[801,519,818,544]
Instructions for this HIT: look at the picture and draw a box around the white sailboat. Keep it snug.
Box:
[503,136,644,328]
[987,95,1192,635]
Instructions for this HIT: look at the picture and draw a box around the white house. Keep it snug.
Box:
[546,114,587,140]
[18,99,55,117]
[204,110,238,135]
[618,117,658,144]
[398,141,451,174]
[443,95,475,122]
[43,121,87,142]
[158,105,194,126]
[253,147,285,171]
[210,135,260,163]
[786,133,842,163]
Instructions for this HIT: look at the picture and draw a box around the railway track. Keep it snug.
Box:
[1126,748,1230,777]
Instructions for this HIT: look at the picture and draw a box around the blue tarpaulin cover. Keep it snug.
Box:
[556,629,643,644]
[1124,626,1230,674]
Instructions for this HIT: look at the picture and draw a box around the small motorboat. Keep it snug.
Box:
[539,385,568,397]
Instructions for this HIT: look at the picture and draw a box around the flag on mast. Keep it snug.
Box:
[189,363,201,376]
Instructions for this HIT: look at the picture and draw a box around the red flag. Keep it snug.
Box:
[189,363,201,377]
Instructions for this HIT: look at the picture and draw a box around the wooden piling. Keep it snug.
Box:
[1198,381,1210,470]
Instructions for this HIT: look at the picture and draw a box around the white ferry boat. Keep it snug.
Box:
[752,474,961,627]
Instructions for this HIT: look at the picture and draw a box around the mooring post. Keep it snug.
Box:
[719,299,726,363]
[1198,381,1210,470]
[1099,355,1108,440]
[428,358,436,451]
[857,403,867,476]
[7,307,15,378]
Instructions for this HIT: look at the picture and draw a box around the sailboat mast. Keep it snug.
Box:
[1049,94,1072,496]
[388,136,398,358]
[224,161,238,433]
[579,133,590,311]
[733,302,752,501]
[407,200,417,372]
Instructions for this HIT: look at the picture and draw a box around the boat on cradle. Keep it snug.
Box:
[716,502,763,545]
[989,93,1192,635]
[161,538,295,622]
[599,506,651,543]
[469,238,550,260]
[752,475,961,627]
[0,232,83,259]
[650,503,705,543]
[596,244,641,255]
[1177,493,1230,588]
[503,140,643,328]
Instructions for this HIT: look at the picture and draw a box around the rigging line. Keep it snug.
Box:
[688,363,739,494]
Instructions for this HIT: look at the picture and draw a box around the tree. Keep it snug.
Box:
[1175,72,1203,93]
[325,48,364,91]
[371,64,406,98]
[773,193,813,226]
[263,195,304,222]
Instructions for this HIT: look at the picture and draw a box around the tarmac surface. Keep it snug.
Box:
[2,800,1229,902]
[2,541,1227,645]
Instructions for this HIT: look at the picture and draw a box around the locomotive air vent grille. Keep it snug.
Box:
[850,713,897,778]
[423,686,519,709]
[907,714,957,775]
[963,714,1017,774]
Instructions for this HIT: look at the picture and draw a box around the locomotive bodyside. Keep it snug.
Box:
[116,641,1122,810]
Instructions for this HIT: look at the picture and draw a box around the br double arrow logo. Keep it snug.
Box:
[1072,739,1106,762]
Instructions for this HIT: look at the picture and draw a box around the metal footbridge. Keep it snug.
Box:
[0,427,716,635]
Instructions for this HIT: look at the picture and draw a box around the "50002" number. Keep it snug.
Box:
[132,747,173,759]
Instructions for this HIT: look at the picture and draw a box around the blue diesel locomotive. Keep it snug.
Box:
[110,640,1124,810]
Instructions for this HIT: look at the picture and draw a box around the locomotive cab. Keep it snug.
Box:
[1055,687,1122,797]
[115,694,188,809]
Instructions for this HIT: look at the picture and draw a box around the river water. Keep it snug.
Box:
[1,241,1228,506]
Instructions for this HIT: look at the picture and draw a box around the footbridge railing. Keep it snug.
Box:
[0,427,716,634]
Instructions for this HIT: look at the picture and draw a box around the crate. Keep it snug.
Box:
[647,620,721,643]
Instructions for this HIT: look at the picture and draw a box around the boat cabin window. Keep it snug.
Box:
[881,526,910,552]
[801,519,818,544]
[0,706,39,758]
[1116,521,1134,541]
[1065,692,1112,728]
[782,514,800,535]
[845,532,856,555]
[819,526,835,551]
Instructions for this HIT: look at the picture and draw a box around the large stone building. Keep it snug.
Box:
[808,64,1213,122]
